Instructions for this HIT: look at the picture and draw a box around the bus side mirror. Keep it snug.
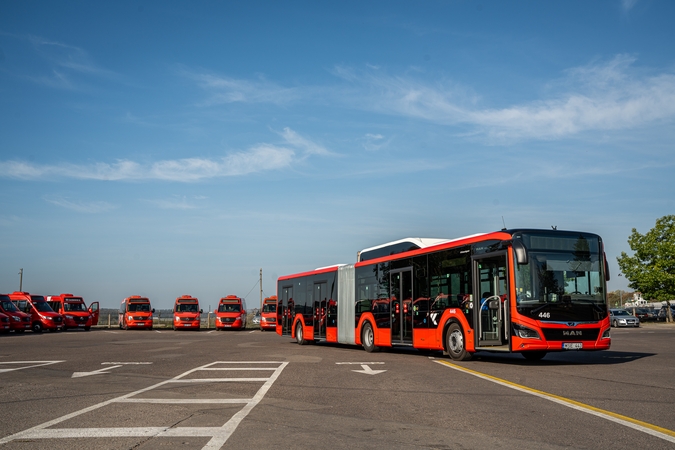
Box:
[200,309,203,314]
[604,254,610,281]
[512,240,528,265]
[152,308,155,313]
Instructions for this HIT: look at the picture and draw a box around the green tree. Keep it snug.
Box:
[617,215,675,322]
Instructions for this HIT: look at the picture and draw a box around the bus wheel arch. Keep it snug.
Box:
[361,321,379,353]
[445,321,472,361]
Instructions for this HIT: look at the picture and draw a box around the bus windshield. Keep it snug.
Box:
[262,303,276,313]
[1,299,19,312]
[176,303,199,313]
[128,303,150,312]
[33,301,54,313]
[64,302,87,312]
[218,304,240,312]
[513,232,607,322]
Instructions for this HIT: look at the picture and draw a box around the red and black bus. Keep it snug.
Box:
[277,229,612,361]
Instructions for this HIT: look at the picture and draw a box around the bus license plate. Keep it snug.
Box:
[78,324,85,327]
[563,343,583,350]
[183,324,191,327]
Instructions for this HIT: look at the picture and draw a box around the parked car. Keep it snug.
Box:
[656,306,675,322]
[634,307,657,322]
[252,312,261,325]
[609,309,640,328]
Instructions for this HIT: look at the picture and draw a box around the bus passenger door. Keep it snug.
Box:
[390,269,413,345]
[313,282,327,340]
[473,254,508,347]
[281,286,293,336]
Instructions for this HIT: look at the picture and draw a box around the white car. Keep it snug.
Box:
[252,313,261,325]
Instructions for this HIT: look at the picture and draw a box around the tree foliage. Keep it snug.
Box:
[617,215,675,304]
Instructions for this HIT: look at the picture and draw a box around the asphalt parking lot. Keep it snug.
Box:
[1,323,674,449]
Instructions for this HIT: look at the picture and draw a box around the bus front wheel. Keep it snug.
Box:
[446,323,471,361]
[295,322,307,345]
[361,322,379,353]
[522,351,547,361]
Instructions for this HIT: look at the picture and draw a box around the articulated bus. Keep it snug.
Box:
[277,229,611,361]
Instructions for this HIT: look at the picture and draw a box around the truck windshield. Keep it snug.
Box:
[176,304,199,313]
[64,302,87,312]
[514,232,607,322]
[262,304,276,313]
[128,304,150,312]
[218,304,240,312]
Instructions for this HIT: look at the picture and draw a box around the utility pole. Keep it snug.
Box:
[259,268,263,312]
[18,268,23,292]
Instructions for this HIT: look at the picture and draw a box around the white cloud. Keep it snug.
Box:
[360,133,391,151]
[621,0,638,13]
[44,196,116,213]
[146,195,201,210]
[279,127,332,156]
[0,128,326,182]
[334,55,675,143]
[184,70,299,106]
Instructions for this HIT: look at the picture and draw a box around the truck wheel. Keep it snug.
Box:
[361,322,379,353]
[446,323,472,361]
[32,323,43,333]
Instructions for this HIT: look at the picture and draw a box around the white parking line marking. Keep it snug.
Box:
[0,361,288,449]
[101,362,153,365]
[335,362,385,365]
[0,361,64,374]
[72,365,122,378]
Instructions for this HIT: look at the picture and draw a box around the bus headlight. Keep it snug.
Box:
[513,324,541,340]
[602,328,611,339]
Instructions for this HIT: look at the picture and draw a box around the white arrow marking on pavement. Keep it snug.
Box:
[352,364,387,375]
[72,365,122,378]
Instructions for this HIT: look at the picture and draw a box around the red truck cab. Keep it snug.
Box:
[215,295,247,330]
[260,295,277,331]
[0,294,32,333]
[173,295,202,331]
[46,294,99,331]
[9,292,63,333]
[119,296,155,330]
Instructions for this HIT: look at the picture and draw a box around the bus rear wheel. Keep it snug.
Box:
[295,322,307,345]
[446,323,471,361]
[361,322,379,353]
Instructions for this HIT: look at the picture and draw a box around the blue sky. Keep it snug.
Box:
[1,1,674,310]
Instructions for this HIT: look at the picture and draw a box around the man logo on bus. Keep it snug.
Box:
[562,330,582,336]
